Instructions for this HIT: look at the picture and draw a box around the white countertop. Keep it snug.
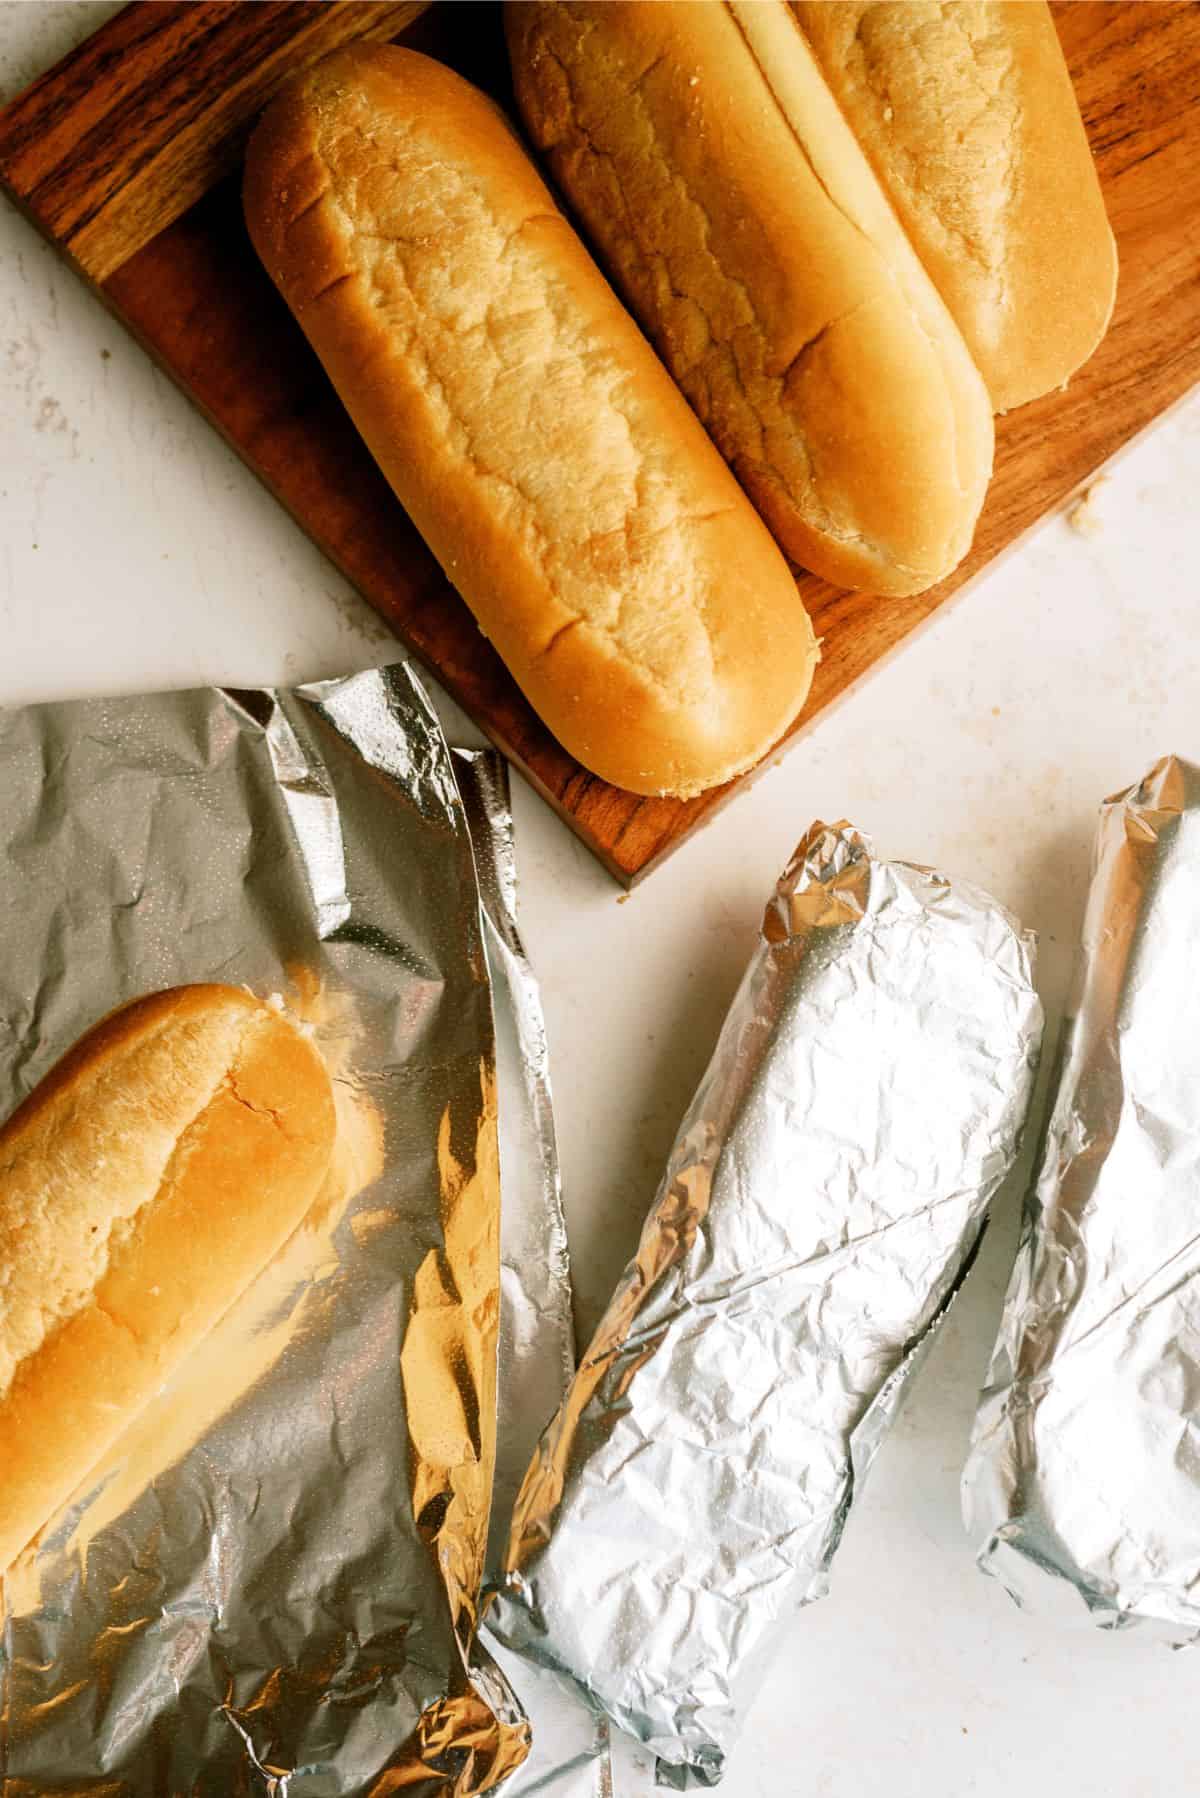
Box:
[3,6,1200,1794]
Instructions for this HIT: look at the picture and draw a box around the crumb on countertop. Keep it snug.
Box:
[1068,477,1110,539]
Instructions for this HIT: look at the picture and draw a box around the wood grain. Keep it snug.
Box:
[0,0,428,282]
[0,1,1196,883]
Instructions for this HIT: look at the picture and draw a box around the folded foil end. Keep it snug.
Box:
[765,819,872,940]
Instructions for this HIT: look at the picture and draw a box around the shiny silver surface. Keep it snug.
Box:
[492,822,1043,1788]
[965,754,1200,1636]
[0,668,527,1794]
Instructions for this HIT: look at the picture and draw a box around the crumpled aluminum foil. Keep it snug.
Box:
[491,821,1044,1788]
[0,667,536,1795]
[964,753,1200,1636]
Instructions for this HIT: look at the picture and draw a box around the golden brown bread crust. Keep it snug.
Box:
[243,46,818,799]
[0,985,336,1571]
[505,0,994,598]
[791,1,1117,414]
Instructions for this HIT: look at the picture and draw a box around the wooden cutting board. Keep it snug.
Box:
[1,2,1196,884]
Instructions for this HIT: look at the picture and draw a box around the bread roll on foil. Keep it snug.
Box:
[244,47,818,799]
[0,985,336,1572]
[792,1,1118,413]
[506,0,995,597]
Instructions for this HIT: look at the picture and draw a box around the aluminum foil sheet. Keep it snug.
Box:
[0,667,529,1795]
[491,821,1044,1788]
[964,753,1200,1636]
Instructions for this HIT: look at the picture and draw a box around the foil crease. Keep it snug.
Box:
[491,821,1043,1787]
[453,750,612,1798]
[964,753,1200,1636]
[0,668,527,1795]
[452,751,576,1571]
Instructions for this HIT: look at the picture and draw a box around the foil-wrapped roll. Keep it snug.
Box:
[964,754,1200,1635]
[0,669,529,1794]
[492,821,1043,1788]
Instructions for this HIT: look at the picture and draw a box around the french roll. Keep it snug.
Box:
[243,47,818,800]
[505,0,995,598]
[0,985,337,1571]
[792,1,1118,414]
